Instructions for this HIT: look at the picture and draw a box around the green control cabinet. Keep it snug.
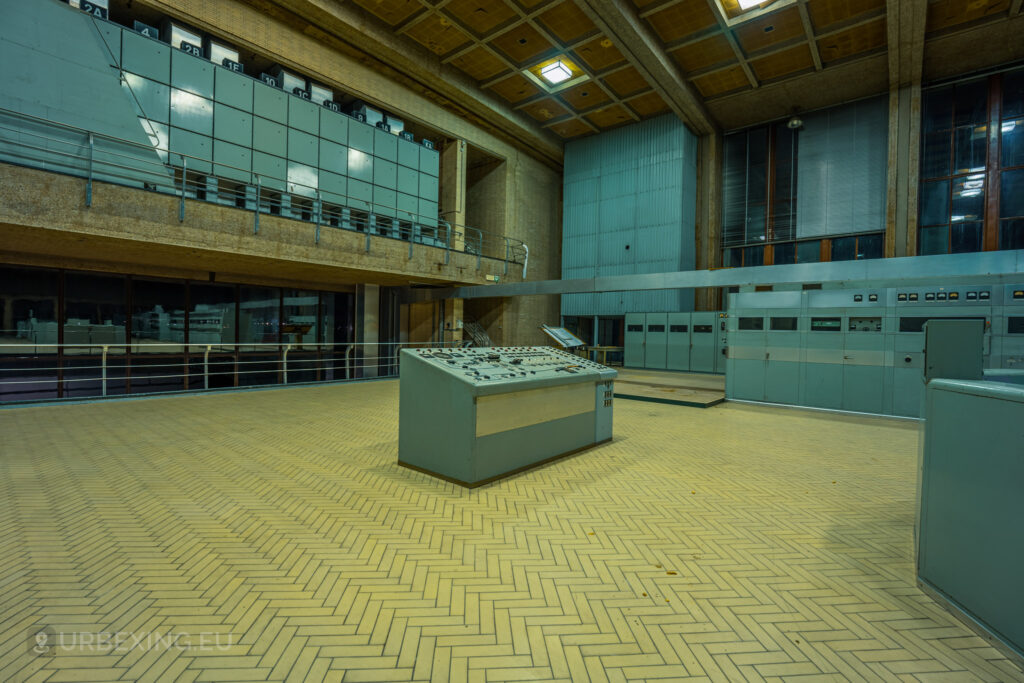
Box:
[918,379,1024,664]
[398,347,617,487]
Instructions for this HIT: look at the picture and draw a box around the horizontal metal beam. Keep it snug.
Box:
[404,250,1024,302]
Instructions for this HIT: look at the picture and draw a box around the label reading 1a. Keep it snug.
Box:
[180,41,203,58]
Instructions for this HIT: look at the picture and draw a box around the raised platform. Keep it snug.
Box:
[614,368,725,408]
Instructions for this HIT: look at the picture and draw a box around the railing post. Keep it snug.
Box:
[445,222,451,265]
[254,176,261,234]
[345,344,354,380]
[204,345,211,390]
[179,157,187,222]
[314,190,321,245]
[86,133,94,207]
[101,344,108,397]
[283,344,291,384]
[504,236,510,275]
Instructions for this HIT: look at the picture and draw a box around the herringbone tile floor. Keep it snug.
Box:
[1,381,1021,682]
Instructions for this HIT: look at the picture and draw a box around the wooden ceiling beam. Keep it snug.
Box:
[704,0,759,88]
[574,0,718,133]
[797,0,822,70]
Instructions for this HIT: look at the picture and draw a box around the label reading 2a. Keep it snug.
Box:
[179,41,203,58]
[80,1,108,19]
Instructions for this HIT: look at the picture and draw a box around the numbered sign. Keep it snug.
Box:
[179,41,203,58]
[133,20,158,38]
[80,0,108,19]
[260,73,279,88]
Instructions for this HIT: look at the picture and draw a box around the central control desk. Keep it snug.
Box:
[398,347,617,487]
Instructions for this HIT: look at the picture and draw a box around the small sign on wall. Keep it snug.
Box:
[179,41,203,58]
[133,20,158,38]
[78,0,108,19]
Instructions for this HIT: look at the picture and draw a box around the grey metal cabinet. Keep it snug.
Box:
[644,313,668,369]
[842,313,886,414]
[764,312,801,405]
[690,312,717,373]
[727,314,766,401]
[624,313,645,368]
[666,313,690,371]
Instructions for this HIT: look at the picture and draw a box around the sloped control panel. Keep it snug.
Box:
[399,347,617,486]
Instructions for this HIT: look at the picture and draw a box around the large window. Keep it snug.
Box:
[722,96,886,267]
[0,267,356,401]
[919,66,1024,254]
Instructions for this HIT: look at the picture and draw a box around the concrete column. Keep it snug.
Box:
[441,139,467,252]
[357,284,379,377]
[443,298,464,345]
[694,132,722,311]
[885,83,922,257]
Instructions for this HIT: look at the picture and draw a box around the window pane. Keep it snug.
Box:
[951,175,985,222]
[0,265,60,402]
[831,236,856,261]
[1002,118,1024,168]
[919,225,949,255]
[744,246,764,267]
[950,222,983,253]
[190,283,236,347]
[919,180,950,226]
[283,289,318,383]
[130,278,187,395]
[63,272,127,398]
[745,204,766,244]
[773,242,796,265]
[796,240,820,263]
[723,247,742,267]
[721,133,748,245]
[921,131,951,178]
[1001,218,1024,250]
[953,79,987,127]
[131,279,186,353]
[1003,68,1024,119]
[953,124,987,174]
[1001,168,1024,218]
[239,286,279,346]
[923,87,953,133]
[857,233,883,259]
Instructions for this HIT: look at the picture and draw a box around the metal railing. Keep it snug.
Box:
[0,340,464,404]
[0,106,528,270]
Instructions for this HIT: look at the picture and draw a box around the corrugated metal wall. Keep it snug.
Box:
[561,114,697,316]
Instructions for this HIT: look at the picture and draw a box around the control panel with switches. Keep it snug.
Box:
[398,347,617,486]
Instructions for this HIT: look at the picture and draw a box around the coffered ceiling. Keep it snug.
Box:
[340,0,1022,139]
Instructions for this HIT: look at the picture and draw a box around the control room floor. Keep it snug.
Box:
[2,382,1021,683]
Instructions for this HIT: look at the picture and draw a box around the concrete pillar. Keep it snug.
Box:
[886,83,922,257]
[441,139,467,252]
[443,298,464,345]
[694,132,722,311]
[357,284,379,377]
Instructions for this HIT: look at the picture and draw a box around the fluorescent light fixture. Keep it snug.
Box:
[738,0,762,9]
[541,61,572,84]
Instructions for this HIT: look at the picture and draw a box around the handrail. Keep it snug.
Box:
[0,106,528,264]
[0,341,460,403]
